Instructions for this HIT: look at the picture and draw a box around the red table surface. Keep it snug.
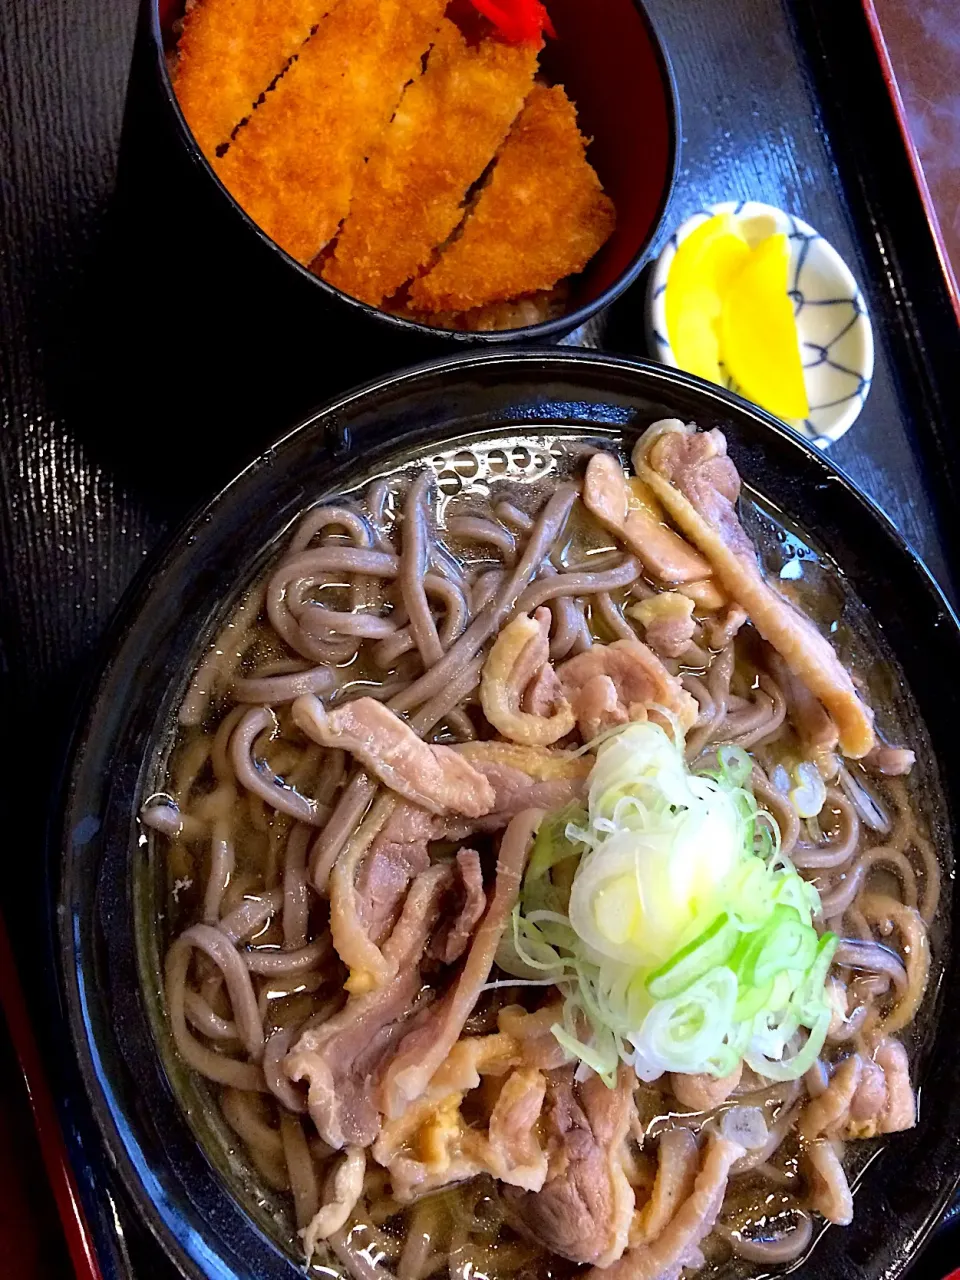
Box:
[868,0,960,317]
[0,1,958,1278]
[0,915,100,1280]
[0,1018,71,1278]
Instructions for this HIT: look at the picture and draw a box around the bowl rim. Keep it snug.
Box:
[55,348,960,1280]
[144,0,682,344]
[645,199,876,446]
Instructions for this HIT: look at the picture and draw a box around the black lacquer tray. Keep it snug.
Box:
[0,0,958,1275]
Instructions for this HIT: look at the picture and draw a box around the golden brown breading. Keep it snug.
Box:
[408,84,616,314]
[174,0,342,160]
[215,0,448,265]
[323,20,540,305]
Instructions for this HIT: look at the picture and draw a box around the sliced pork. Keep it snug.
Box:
[524,661,569,719]
[328,794,425,991]
[633,421,875,758]
[353,839,483,960]
[633,1129,699,1245]
[801,1042,915,1142]
[373,1055,549,1202]
[368,742,589,854]
[354,839,430,946]
[862,743,916,777]
[505,1064,636,1267]
[583,452,712,583]
[804,1140,853,1225]
[455,741,590,828]
[558,640,698,741]
[765,648,839,763]
[380,808,542,1118]
[590,1132,745,1280]
[498,1001,572,1071]
[628,591,697,660]
[484,1067,550,1189]
[670,1062,743,1112]
[705,602,748,650]
[872,1038,916,1134]
[292,694,496,816]
[799,1054,862,1141]
[284,862,452,1149]
[846,1055,888,1137]
[365,800,447,863]
[429,849,486,964]
[349,744,587,942]
[480,608,575,745]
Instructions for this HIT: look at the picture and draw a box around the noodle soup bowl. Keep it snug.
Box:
[59,351,960,1279]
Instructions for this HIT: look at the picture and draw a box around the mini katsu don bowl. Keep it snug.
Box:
[147,0,678,346]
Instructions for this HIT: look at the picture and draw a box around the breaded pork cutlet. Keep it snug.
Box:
[215,0,448,265]
[323,19,540,306]
[174,0,344,159]
[409,84,616,314]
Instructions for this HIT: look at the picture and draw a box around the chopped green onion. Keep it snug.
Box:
[733,976,773,1022]
[729,904,818,990]
[505,721,838,1087]
[794,932,840,1018]
[745,1004,831,1082]
[634,967,738,1077]
[646,912,740,1000]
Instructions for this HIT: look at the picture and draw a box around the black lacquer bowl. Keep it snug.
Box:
[58,352,960,1280]
[145,0,679,350]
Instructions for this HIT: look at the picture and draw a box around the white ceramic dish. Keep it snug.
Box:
[645,200,874,447]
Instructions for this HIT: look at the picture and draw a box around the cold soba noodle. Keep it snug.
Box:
[142,420,941,1279]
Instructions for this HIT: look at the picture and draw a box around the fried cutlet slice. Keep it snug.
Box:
[408,84,616,314]
[323,20,540,305]
[215,0,449,265]
[174,0,344,159]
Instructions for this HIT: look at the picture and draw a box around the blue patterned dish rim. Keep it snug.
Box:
[645,200,875,448]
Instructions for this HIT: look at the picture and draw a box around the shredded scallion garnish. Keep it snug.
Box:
[496,721,837,1086]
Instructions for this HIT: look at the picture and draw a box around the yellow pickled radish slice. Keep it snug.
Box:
[666,215,750,383]
[720,232,810,419]
[671,297,722,384]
